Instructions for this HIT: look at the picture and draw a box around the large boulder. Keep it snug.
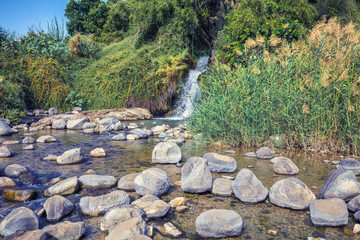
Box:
[52,119,67,129]
[231,169,268,203]
[118,173,140,191]
[79,175,116,189]
[203,152,237,173]
[36,135,56,143]
[269,177,316,210]
[134,168,170,196]
[319,169,360,201]
[44,176,79,197]
[212,178,233,197]
[195,209,243,238]
[310,198,348,226]
[43,195,74,222]
[0,146,14,158]
[273,157,299,175]
[98,117,119,126]
[4,164,27,177]
[131,129,148,139]
[105,216,147,240]
[0,120,12,136]
[57,148,84,165]
[152,142,181,164]
[337,158,360,175]
[256,147,274,159]
[0,207,39,236]
[80,190,130,216]
[181,157,212,193]
[347,194,360,212]
[66,117,90,130]
[42,221,85,240]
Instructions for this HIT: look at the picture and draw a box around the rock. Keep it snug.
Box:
[23,145,34,150]
[0,121,12,136]
[222,175,235,180]
[48,108,58,115]
[80,190,130,216]
[66,117,90,130]
[203,152,237,173]
[166,137,186,146]
[57,148,84,165]
[131,129,148,139]
[100,205,145,232]
[168,197,186,208]
[323,160,330,164]
[112,133,126,141]
[118,173,139,191]
[82,122,95,130]
[269,177,316,210]
[129,235,152,240]
[231,169,268,203]
[151,125,168,135]
[355,211,360,222]
[332,160,340,165]
[0,146,14,158]
[29,127,39,132]
[52,119,66,129]
[42,221,85,240]
[244,152,256,158]
[133,198,170,218]
[33,109,44,115]
[181,157,212,193]
[354,224,360,234]
[18,173,35,184]
[48,177,64,185]
[105,216,146,240]
[225,150,235,154]
[3,189,36,201]
[195,209,243,238]
[176,206,189,212]
[43,155,57,161]
[22,137,35,144]
[0,207,39,236]
[152,142,182,164]
[273,157,299,175]
[337,158,360,175]
[164,222,182,237]
[73,107,82,112]
[348,195,360,212]
[79,175,116,189]
[4,164,27,178]
[256,147,274,159]
[212,178,233,197]
[310,198,348,226]
[127,123,138,129]
[36,135,56,143]
[134,168,170,196]
[44,176,78,197]
[268,230,277,236]
[127,134,139,140]
[132,194,159,205]
[98,117,119,126]
[319,169,360,201]
[2,140,19,145]
[43,195,74,222]
[0,177,16,187]
[9,229,50,240]
[90,148,106,158]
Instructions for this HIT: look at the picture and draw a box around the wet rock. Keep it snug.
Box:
[42,221,85,240]
[98,117,119,126]
[90,148,106,158]
[310,198,348,226]
[347,195,360,212]
[36,135,56,143]
[57,148,84,165]
[23,145,34,150]
[43,195,74,222]
[66,117,90,130]
[133,198,170,218]
[2,140,19,145]
[164,222,182,237]
[319,169,360,201]
[79,175,116,189]
[152,142,182,164]
[0,121,12,136]
[244,152,256,158]
[273,157,299,175]
[18,173,35,184]
[134,168,170,197]
[0,146,14,158]
[43,155,57,161]
[151,125,168,135]
[131,129,148,139]
[127,134,139,140]
[168,197,186,208]
[231,169,268,203]
[105,216,146,240]
[4,164,27,178]
[112,133,126,141]
[44,176,78,197]
[212,178,233,197]
[0,177,16,187]
[80,190,130,216]
[0,207,39,236]
[203,152,237,173]
[195,209,243,238]
[256,147,274,159]
[181,157,212,193]
[337,158,360,175]
[127,123,138,129]
[118,173,139,191]
[52,119,67,129]
[3,189,36,201]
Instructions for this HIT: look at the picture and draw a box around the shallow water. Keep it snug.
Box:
[0,120,358,240]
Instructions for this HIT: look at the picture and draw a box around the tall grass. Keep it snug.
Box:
[190,18,360,154]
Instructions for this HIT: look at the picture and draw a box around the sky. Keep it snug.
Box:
[0,0,70,37]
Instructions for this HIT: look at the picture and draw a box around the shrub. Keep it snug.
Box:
[68,34,99,58]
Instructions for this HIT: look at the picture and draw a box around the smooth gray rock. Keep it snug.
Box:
[256,147,274,159]
[126,134,139,140]
[181,157,212,193]
[0,121,12,136]
[244,152,256,158]
[231,169,268,203]
[152,142,182,164]
[269,177,316,210]
[319,169,360,201]
[57,148,84,165]
[66,117,90,130]
[4,164,27,178]
[134,168,170,196]
[79,175,116,189]
[0,146,14,158]
[0,177,16,187]
[131,129,148,139]
[82,122,95,130]
[337,158,360,175]
[48,108,58,115]
[44,176,78,197]
[43,195,74,222]
[127,123,138,129]
[0,207,39,236]
[273,157,299,175]
[212,178,233,196]
[310,198,348,226]
[195,209,243,238]
[22,137,35,144]
[151,125,168,135]
[9,229,50,240]
[166,137,186,146]
[52,119,66,129]
[80,190,130,216]
[98,117,119,126]
[347,194,360,212]
[355,211,360,222]
[132,194,159,205]
[118,173,140,191]
[203,152,237,173]
[36,135,56,143]
[23,145,34,150]
[90,148,106,158]
[112,133,126,141]
[42,221,85,240]
[105,216,146,240]
[133,197,170,218]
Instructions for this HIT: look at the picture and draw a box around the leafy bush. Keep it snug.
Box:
[68,34,99,57]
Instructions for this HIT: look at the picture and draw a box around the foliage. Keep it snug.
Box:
[68,34,99,57]
[316,0,360,23]
[190,18,360,154]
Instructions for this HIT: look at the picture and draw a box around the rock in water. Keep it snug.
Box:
[152,142,182,164]
[79,174,116,189]
[203,152,237,173]
[43,195,74,222]
[256,147,274,159]
[337,158,360,175]
[231,169,268,203]
[244,152,256,158]
[4,164,27,177]
[273,157,299,175]
[66,117,90,130]
[118,173,140,191]
[57,148,84,165]
[44,176,79,197]
[134,168,170,196]
[0,120,12,136]
[0,146,14,158]
[181,157,213,193]
[105,216,147,240]
[36,135,56,143]
[0,207,39,236]
[52,119,67,129]
[195,209,243,238]
[310,198,348,226]
[3,189,36,201]
[319,169,360,201]
[42,221,85,240]
[212,178,233,197]
[0,177,16,187]
[22,137,35,144]
[132,196,170,218]
[269,177,316,210]
[90,148,106,158]
[112,133,126,141]
[347,194,360,212]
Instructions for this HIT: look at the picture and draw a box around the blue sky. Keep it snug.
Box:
[0,0,69,37]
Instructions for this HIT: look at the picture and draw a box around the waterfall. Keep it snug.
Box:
[166,56,209,120]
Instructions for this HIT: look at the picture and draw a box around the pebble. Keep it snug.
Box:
[225,150,235,154]
[176,163,182,167]
[267,230,277,236]
[164,222,182,237]
[221,175,235,180]
[176,206,189,212]
[332,161,340,165]
[2,140,19,145]
[247,165,254,168]
[23,145,34,150]
[168,197,186,208]
[174,181,181,186]
[43,154,57,161]
[354,224,360,234]
[323,160,330,164]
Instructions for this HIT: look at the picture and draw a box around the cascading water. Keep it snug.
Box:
[166,56,209,120]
